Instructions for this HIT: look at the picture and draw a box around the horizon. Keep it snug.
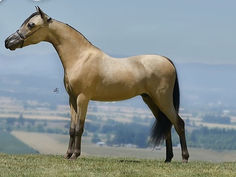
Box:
[0,0,236,65]
[1,1,236,110]
[0,1,236,160]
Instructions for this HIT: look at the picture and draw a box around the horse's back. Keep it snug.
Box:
[110,54,176,80]
[132,55,177,93]
[130,55,175,75]
[91,54,176,101]
[100,54,176,84]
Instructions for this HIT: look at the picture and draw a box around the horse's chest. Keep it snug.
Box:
[64,74,74,95]
[64,73,85,96]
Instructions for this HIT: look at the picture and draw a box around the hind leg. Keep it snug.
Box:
[165,130,173,162]
[174,115,189,162]
[151,92,189,162]
[160,106,189,162]
[141,94,173,162]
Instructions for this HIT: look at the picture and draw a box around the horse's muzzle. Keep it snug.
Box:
[5,32,24,50]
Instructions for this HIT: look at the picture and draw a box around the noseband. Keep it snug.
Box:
[16,30,26,40]
[16,30,25,48]
[16,27,41,48]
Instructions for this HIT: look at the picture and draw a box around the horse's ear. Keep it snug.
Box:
[35,6,47,22]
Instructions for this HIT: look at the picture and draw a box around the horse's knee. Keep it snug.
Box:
[178,117,185,126]
[69,127,75,137]
[75,127,84,136]
[177,117,185,132]
[173,117,186,137]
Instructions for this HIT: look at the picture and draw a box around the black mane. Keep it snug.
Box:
[65,24,95,47]
[21,12,40,26]
[21,12,99,50]
[66,23,100,50]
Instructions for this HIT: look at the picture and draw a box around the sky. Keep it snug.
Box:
[0,0,236,64]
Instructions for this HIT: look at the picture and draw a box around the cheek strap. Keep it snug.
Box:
[16,30,26,39]
[16,27,42,48]
[16,30,25,48]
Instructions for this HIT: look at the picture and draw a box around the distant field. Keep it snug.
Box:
[0,131,37,154]
[0,154,235,177]
[195,122,236,129]
[1,95,235,129]
[11,131,236,162]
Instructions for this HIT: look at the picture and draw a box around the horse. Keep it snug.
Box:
[5,7,189,162]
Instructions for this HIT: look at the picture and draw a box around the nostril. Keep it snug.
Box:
[5,39,9,48]
[5,37,15,49]
[5,35,13,48]
[5,31,24,50]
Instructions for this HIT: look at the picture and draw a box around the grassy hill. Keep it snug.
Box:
[0,154,235,177]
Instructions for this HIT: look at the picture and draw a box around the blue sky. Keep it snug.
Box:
[0,0,236,64]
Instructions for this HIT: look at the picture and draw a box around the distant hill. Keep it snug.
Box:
[176,62,236,109]
[0,53,236,109]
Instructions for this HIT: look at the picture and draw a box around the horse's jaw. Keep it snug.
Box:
[5,31,24,51]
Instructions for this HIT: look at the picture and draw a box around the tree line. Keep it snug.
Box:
[86,120,236,150]
[2,115,236,150]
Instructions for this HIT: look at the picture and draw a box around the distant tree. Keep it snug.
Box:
[64,122,70,129]
[101,124,115,134]
[43,121,47,127]
[36,124,45,133]
[6,126,12,132]
[203,114,231,124]
[85,122,100,132]
[92,134,101,143]
[185,127,236,150]
[28,119,35,126]
[18,113,25,126]
[110,123,149,148]
[190,131,197,143]
[6,118,15,125]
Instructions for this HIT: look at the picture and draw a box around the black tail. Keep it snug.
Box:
[150,62,180,146]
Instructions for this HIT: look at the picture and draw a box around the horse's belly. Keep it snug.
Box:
[91,84,144,101]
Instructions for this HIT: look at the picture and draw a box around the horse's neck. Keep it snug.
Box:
[48,20,98,71]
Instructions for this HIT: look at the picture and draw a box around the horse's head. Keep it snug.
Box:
[5,6,52,50]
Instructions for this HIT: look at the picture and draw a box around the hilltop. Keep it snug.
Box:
[0,153,235,177]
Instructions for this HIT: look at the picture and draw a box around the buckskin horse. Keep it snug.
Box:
[5,7,189,162]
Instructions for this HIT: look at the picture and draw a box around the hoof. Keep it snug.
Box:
[69,152,80,160]
[64,152,73,159]
[165,154,173,163]
[182,152,189,163]
[164,159,172,163]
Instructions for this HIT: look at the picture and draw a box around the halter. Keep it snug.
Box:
[16,30,25,48]
[16,30,26,39]
[16,26,41,48]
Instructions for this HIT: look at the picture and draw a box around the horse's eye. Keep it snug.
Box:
[27,22,35,29]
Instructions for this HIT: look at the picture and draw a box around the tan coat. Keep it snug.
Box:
[5,7,189,162]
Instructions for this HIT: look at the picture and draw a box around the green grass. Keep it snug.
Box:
[0,154,235,177]
[0,131,38,154]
